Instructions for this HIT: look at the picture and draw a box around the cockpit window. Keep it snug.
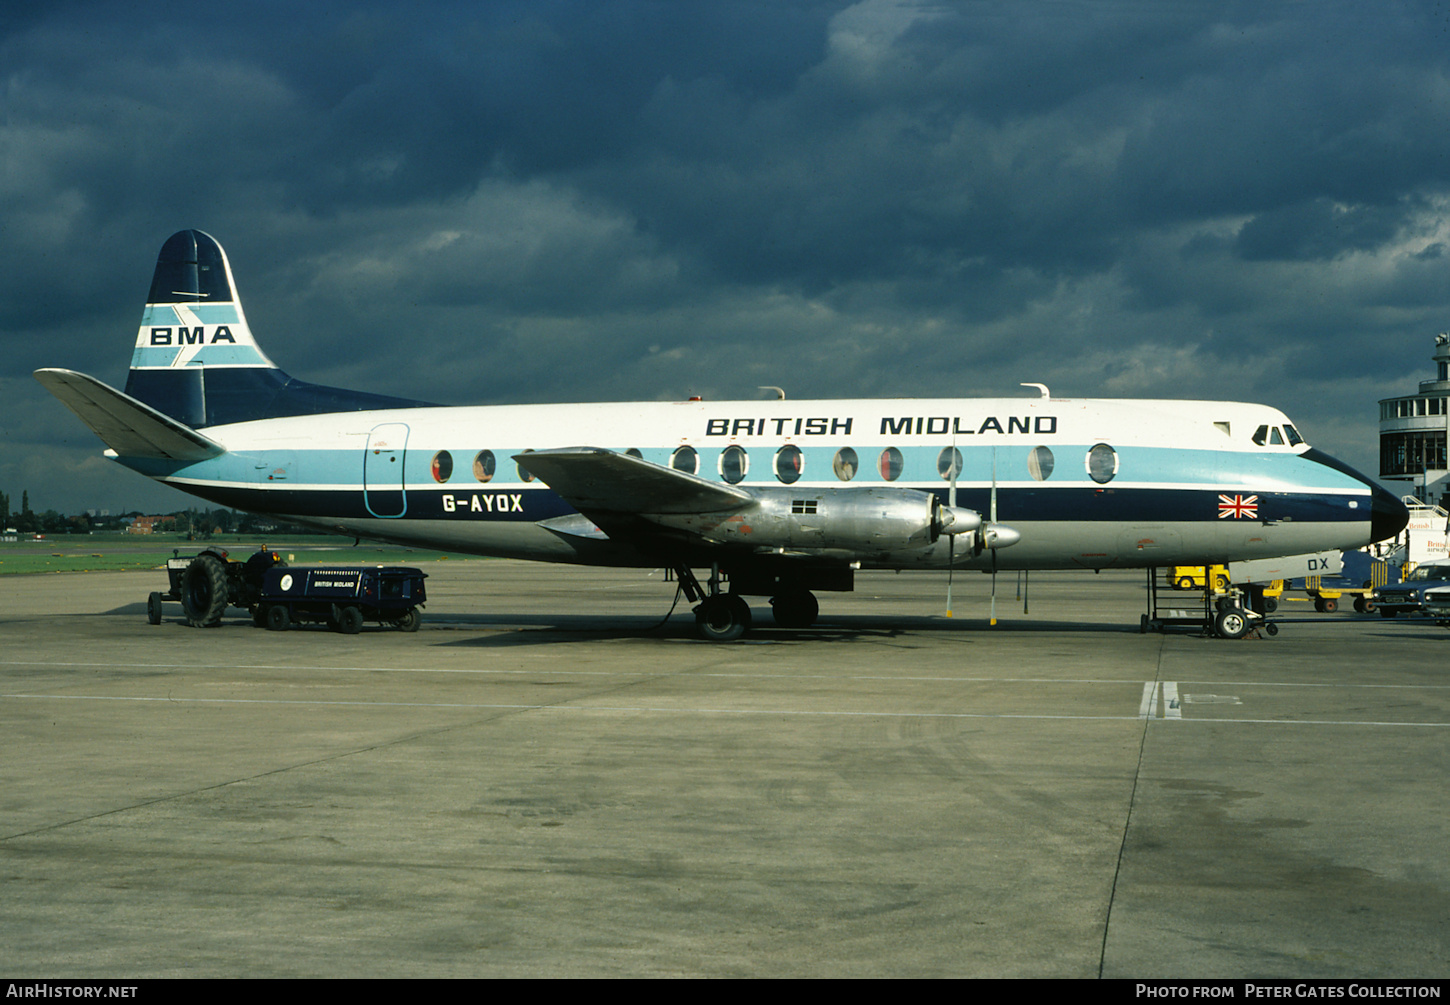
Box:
[1284,424,1303,446]
[1270,427,1284,445]
[1252,425,1269,446]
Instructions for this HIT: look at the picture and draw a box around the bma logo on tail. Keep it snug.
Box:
[149,326,237,346]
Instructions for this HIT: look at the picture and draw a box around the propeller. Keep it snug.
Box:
[934,445,1021,624]
[990,450,998,625]
[973,448,1022,625]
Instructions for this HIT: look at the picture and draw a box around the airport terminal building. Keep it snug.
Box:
[1380,332,1450,506]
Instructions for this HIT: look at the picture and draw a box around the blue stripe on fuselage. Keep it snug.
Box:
[120,442,1365,495]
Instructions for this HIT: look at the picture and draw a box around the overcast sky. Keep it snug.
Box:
[3,0,1449,515]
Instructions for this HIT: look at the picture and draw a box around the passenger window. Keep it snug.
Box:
[671,446,698,475]
[1252,425,1269,446]
[473,450,495,483]
[516,449,535,483]
[625,448,643,459]
[937,447,963,481]
[1087,443,1118,484]
[775,444,803,484]
[430,450,453,483]
[719,445,748,484]
[879,447,903,482]
[833,447,859,481]
[1028,445,1054,481]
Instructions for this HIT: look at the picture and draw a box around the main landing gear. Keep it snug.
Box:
[673,564,819,641]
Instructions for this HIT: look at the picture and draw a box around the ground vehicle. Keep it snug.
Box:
[1421,586,1450,623]
[256,565,427,633]
[1371,562,1450,617]
[1168,565,1230,592]
[148,547,285,627]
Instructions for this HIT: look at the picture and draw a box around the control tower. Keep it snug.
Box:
[1379,333,1450,505]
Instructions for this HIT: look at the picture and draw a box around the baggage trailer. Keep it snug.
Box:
[257,565,427,633]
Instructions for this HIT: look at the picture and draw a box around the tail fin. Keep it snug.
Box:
[123,230,432,427]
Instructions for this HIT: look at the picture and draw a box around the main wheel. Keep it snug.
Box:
[265,604,291,632]
[147,592,163,625]
[770,590,819,629]
[1214,609,1251,640]
[696,595,751,641]
[180,554,229,627]
[338,606,365,635]
[396,607,421,632]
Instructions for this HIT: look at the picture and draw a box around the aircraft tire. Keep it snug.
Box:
[181,555,229,628]
[696,595,751,642]
[770,591,819,629]
[1214,609,1250,640]
[397,608,421,632]
[338,606,365,635]
[147,592,163,625]
[265,604,290,632]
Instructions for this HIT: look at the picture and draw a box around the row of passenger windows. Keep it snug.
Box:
[427,444,1122,486]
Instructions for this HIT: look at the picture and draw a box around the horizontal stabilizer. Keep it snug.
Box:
[34,368,225,461]
[515,448,751,515]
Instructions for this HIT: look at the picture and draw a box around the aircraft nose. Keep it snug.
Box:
[1301,447,1407,544]
[1369,482,1409,543]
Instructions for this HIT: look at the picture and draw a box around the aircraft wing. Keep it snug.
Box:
[34,368,225,461]
[515,447,751,515]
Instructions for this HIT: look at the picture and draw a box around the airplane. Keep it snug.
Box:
[35,230,1409,640]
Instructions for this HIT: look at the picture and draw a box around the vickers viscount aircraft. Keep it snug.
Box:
[36,230,1408,639]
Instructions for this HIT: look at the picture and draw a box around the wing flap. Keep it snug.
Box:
[34,368,225,461]
[515,448,751,515]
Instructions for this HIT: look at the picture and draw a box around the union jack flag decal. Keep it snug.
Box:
[1218,494,1259,519]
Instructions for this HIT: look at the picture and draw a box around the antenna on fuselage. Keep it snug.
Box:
[1021,383,1050,399]
[759,386,786,400]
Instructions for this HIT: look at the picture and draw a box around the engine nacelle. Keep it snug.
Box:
[652,486,975,557]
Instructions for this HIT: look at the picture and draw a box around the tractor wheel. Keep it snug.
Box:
[181,554,229,627]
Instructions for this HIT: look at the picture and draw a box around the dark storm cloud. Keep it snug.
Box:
[3,0,1450,512]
